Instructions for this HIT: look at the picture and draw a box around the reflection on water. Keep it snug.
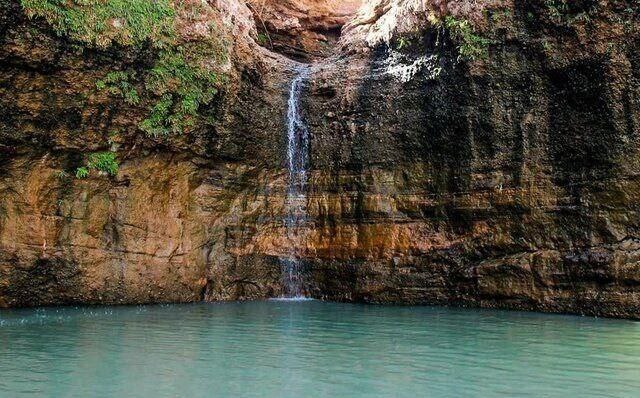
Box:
[1,302,639,397]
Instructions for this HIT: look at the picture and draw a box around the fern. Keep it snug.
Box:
[442,16,492,61]
[21,0,227,137]
[75,152,119,179]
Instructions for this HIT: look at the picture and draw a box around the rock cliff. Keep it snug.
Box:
[246,0,363,60]
[0,0,639,318]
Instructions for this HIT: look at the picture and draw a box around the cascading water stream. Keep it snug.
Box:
[280,66,310,299]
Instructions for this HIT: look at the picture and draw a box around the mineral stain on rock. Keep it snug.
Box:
[0,0,639,318]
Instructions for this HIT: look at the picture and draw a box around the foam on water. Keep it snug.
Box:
[268,297,315,302]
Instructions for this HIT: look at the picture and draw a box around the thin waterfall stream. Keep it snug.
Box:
[280,65,310,299]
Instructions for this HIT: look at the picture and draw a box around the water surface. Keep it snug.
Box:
[1,302,638,397]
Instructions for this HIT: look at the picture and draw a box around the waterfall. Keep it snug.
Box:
[280,66,310,299]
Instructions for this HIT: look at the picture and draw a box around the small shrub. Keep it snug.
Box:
[57,170,70,180]
[88,152,119,175]
[75,152,119,179]
[442,16,492,61]
[396,37,412,50]
[256,33,269,46]
[75,167,89,179]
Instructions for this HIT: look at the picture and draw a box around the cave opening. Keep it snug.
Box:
[246,0,365,62]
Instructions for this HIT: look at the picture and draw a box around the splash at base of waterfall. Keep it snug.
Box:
[279,257,306,299]
[269,296,315,302]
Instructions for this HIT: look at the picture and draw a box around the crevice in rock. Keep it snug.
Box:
[246,0,364,62]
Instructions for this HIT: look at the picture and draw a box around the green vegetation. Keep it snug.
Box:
[396,37,412,51]
[75,152,119,179]
[75,167,89,179]
[57,170,70,180]
[256,32,269,46]
[140,45,221,136]
[95,44,223,136]
[441,16,492,61]
[20,0,175,48]
[21,0,227,136]
[96,71,140,105]
[544,0,598,25]
[545,0,570,22]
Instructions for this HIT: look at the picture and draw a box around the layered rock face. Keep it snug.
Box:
[246,0,363,60]
[1,0,639,318]
[306,0,640,318]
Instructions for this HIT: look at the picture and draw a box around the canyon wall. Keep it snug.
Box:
[246,0,363,60]
[0,0,639,318]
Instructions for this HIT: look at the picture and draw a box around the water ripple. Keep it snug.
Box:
[1,302,639,398]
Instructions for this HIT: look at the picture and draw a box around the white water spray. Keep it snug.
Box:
[382,51,442,83]
[280,66,310,299]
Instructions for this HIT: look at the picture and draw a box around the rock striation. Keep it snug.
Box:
[246,0,363,60]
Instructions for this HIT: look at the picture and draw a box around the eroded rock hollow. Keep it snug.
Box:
[0,0,639,318]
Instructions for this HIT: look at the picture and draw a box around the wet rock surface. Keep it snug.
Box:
[0,0,639,318]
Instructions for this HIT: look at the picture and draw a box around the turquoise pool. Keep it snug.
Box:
[1,301,639,397]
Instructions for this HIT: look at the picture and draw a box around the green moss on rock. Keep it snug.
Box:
[20,0,175,48]
[140,43,223,136]
[96,71,140,105]
[21,0,228,136]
